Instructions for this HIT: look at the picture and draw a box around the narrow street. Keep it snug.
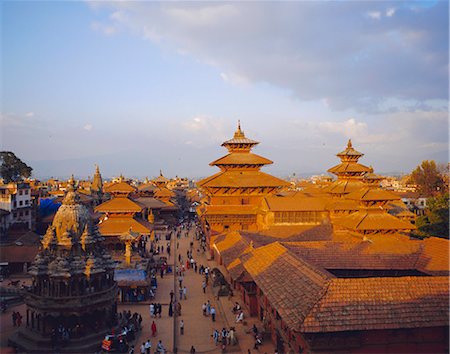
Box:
[0,221,275,353]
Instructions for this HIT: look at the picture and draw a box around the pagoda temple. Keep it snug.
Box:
[9,177,118,353]
[326,139,372,196]
[197,122,289,233]
[333,186,416,236]
[95,179,152,251]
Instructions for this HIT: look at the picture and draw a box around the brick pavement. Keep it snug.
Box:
[174,225,276,354]
[127,230,177,353]
[0,225,276,354]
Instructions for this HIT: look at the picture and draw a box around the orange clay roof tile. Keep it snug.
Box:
[327,162,371,174]
[345,187,400,201]
[104,181,136,193]
[243,242,330,329]
[324,180,366,194]
[210,152,273,166]
[416,237,450,274]
[95,197,144,213]
[98,217,152,235]
[333,209,416,231]
[301,276,449,333]
[198,170,289,188]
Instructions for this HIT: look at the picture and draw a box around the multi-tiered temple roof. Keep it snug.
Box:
[326,139,372,196]
[197,122,289,232]
[198,122,289,195]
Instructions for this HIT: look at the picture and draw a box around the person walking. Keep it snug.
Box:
[144,339,151,354]
[202,303,207,316]
[211,306,216,322]
[180,319,184,335]
[202,280,206,294]
[138,314,143,330]
[179,287,183,300]
[206,300,211,315]
[212,329,219,346]
[12,311,17,327]
[140,342,146,354]
[190,345,196,354]
[151,321,157,336]
[168,302,173,317]
[157,303,162,318]
[150,303,155,318]
[156,340,165,353]
[183,286,187,300]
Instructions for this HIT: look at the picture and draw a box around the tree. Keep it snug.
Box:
[415,193,449,239]
[0,151,33,183]
[408,160,446,197]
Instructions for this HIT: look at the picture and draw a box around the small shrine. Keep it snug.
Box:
[9,176,118,353]
[326,139,372,196]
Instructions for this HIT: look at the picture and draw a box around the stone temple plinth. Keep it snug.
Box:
[9,176,118,353]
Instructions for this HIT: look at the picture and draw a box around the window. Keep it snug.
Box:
[25,210,29,216]
[19,200,23,206]
[19,190,23,196]
[25,189,29,195]
[25,200,29,205]
[13,201,17,208]
[19,211,23,217]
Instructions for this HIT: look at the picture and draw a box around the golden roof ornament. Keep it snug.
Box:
[234,120,245,139]
[63,175,80,205]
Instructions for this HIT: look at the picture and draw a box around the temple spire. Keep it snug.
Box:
[234,120,245,139]
[347,139,353,149]
[222,121,259,152]
[91,164,103,200]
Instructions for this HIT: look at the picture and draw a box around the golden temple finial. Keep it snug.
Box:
[160,170,163,176]
[67,174,76,191]
[63,175,79,204]
[347,139,353,149]
[95,164,100,173]
[234,120,245,139]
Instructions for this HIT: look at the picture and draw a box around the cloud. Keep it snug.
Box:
[88,1,448,113]
[318,118,368,137]
[220,72,249,87]
[24,112,34,118]
[83,123,93,131]
[367,11,382,20]
[304,118,393,145]
[181,116,229,147]
[91,21,117,35]
[386,8,396,17]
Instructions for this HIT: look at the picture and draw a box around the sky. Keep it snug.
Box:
[1,1,448,180]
